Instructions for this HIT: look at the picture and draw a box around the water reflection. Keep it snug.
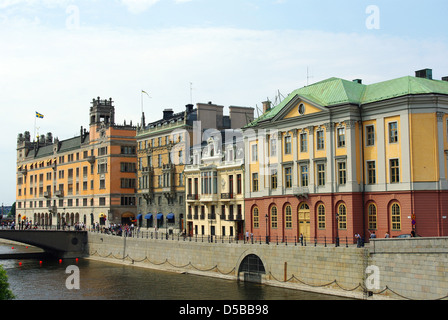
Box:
[1,244,349,300]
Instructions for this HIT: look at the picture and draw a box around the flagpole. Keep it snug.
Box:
[34,113,37,143]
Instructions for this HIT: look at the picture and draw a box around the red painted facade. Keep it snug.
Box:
[245,191,448,244]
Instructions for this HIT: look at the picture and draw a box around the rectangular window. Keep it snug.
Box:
[271,169,278,189]
[284,135,292,154]
[236,174,242,194]
[252,173,259,192]
[251,144,258,162]
[390,159,400,183]
[338,162,346,185]
[317,163,325,186]
[389,122,398,143]
[317,131,325,150]
[366,125,375,146]
[367,161,376,184]
[285,167,292,188]
[300,165,309,187]
[270,138,277,156]
[337,127,346,148]
[300,133,308,152]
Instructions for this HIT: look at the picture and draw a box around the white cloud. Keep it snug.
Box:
[120,0,160,14]
[0,0,71,9]
[0,23,447,205]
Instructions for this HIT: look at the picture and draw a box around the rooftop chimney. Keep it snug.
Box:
[186,104,194,113]
[163,109,174,120]
[415,68,433,80]
[262,100,272,113]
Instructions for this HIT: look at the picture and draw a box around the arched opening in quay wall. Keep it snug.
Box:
[237,254,266,284]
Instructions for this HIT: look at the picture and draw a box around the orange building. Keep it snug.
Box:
[16,97,137,228]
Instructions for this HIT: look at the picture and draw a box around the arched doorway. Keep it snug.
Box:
[238,254,266,283]
[298,203,310,241]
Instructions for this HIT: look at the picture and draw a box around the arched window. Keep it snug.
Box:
[368,203,377,230]
[338,203,347,229]
[285,205,292,229]
[271,206,278,229]
[253,207,259,229]
[317,204,326,229]
[391,203,401,230]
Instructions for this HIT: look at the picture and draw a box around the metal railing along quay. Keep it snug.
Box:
[1,224,368,248]
[89,227,367,248]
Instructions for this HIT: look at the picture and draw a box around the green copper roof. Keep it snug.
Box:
[247,75,448,128]
[362,76,448,104]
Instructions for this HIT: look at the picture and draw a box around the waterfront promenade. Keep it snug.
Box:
[86,230,448,300]
[1,226,447,300]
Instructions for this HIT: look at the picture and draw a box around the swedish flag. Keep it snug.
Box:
[36,112,44,119]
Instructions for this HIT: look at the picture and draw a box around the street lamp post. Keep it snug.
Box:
[335,212,340,247]
[265,214,269,244]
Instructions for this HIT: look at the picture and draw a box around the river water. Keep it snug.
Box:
[0,243,349,301]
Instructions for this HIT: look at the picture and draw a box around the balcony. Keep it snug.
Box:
[293,186,309,199]
[55,190,64,197]
[187,194,199,201]
[141,166,154,174]
[162,185,175,194]
[200,194,219,202]
[85,156,95,164]
[221,193,235,200]
[44,191,51,198]
[208,213,216,220]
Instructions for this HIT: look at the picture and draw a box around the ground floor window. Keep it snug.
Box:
[391,203,401,230]
[338,203,347,229]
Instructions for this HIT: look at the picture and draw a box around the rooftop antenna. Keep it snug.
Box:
[307,66,314,86]
[190,82,194,104]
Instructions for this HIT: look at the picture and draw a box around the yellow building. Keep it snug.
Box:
[16,97,137,228]
[244,69,448,242]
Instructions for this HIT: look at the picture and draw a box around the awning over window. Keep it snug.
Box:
[145,213,153,220]
[137,214,142,220]
[157,213,164,220]
[167,213,175,220]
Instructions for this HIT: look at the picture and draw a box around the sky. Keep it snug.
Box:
[1,0,448,205]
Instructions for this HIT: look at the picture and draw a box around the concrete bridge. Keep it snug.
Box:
[0,230,88,258]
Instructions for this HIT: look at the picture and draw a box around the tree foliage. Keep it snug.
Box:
[0,265,15,300]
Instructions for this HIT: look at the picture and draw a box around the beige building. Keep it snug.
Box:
[185,132,246,239]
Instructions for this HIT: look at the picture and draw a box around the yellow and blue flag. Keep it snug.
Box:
[36,112,44,119]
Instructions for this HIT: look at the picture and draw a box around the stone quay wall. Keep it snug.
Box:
[86,232,448,300]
